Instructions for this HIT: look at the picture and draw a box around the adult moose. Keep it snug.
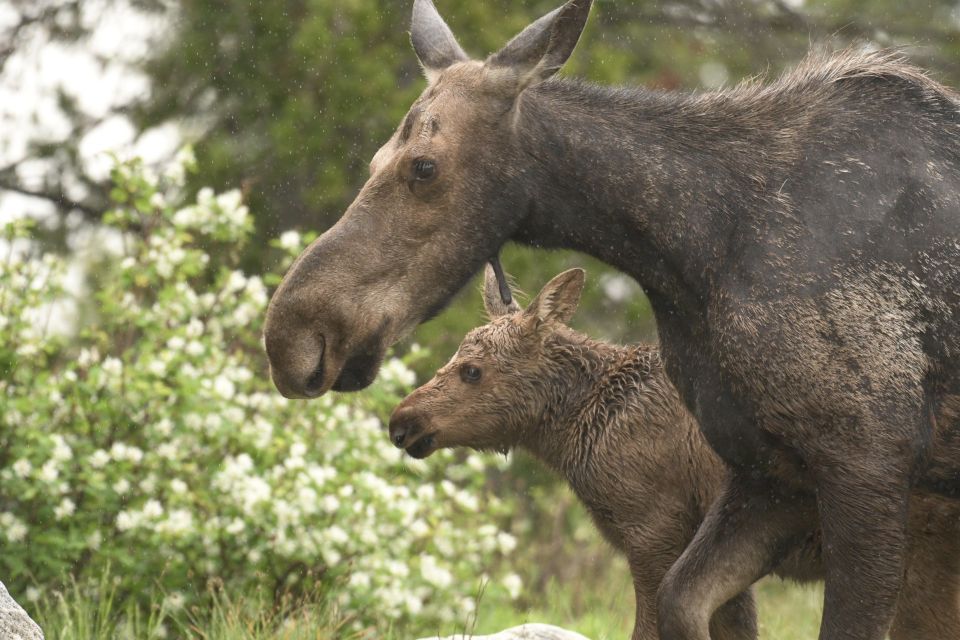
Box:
[264,1,960,638]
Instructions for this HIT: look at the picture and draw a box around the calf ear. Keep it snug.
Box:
[411,0,469,82]
[487,0,591,92]
[525,268,585,325]
[483,264,521,318]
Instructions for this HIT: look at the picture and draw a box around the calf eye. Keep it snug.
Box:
[460,364,482,383]
[413,159,436,181]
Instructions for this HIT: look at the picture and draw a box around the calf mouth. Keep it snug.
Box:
[405,433,437,459]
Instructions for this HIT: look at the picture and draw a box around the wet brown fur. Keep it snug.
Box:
[390,269,960,640]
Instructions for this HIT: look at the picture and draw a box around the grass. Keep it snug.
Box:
[29,564,824,639]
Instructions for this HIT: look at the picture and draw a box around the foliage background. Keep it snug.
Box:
[2,0,960,637]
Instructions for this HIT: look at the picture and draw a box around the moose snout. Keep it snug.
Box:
[388,405,427,449]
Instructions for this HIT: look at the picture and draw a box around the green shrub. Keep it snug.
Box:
[0,151,519,635]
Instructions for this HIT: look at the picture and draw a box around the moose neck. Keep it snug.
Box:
[513,80,778,316]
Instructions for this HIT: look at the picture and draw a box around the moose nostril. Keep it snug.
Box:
[393,432,406,447]
[301,337,326,397]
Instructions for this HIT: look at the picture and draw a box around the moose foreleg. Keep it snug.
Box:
[814,452,914,640]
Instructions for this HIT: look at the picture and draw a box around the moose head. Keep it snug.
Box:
[263,0,593,398]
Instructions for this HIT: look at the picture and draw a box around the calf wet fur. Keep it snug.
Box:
[390,268,960,640]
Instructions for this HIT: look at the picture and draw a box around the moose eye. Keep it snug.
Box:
[460,364,482,384]
[413,159,436,181]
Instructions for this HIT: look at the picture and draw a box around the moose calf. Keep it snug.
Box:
[389,267,960,640]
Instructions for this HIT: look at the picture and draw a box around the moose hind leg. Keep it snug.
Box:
[657,474,814,640]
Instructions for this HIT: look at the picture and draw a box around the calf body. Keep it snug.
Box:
[390,269,960,640]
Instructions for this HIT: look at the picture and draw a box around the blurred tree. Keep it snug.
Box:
[0,0,169,228]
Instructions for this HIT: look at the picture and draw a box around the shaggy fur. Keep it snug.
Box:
[264,2,960,637]
[390,269,960,640]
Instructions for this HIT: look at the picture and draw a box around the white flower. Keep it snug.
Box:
[87,530,102,550]
[600,273,636,303]
[25,587,40,603]
[224,270,247,292]
[503,573,523,600]
[148,359,167,377]
[455,490,479,512]
[102,357,123,377]
[6,519,27,542]
[420,555,453,589]
[110,442,143,464]
[90,449,110,469]
[348,572,370,589]
[497,531,518,554]
[410,519,430,538]
[78,347,100,368]
[163,592,185,611]
[154,418,174,437]
[322,547,342,566]
[185,318,204,338]
[50,435,72,462]
[170,479,188,494]
[226,518,245,535]
[143,499,164,519]
[54,498,76,520]
[212,375,235,399]
[326,525,349,546]
[11,459,31,479]
[405,594,423,616]
[321,495,340,513]
[279,230,301,251]
[116,510,139,531]
[139,475,157,493]
[159,509,193,536]
[39,460,59,483]
[290,441,307,458]
[112,479,131,495]
[157,443,178,460]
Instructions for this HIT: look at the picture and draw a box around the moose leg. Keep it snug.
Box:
[888,493,960,640]
[657,474,814,640]
[813,443,916,640]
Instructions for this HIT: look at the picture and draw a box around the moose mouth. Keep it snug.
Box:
[330,348,383,393]
[405,433,437,459]
[302,327,388,396]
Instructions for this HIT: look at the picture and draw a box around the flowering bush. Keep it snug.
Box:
[0,151,519,632]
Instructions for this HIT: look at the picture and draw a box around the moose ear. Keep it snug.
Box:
[525,268,585,325]
[483,264,521,318]
[487,0,591,92]
[411,0,469,82]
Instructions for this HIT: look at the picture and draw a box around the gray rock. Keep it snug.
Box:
[0,582,43,640]
[416,623,591,640]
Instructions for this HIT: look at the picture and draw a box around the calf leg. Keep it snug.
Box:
[657,474,815,640]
